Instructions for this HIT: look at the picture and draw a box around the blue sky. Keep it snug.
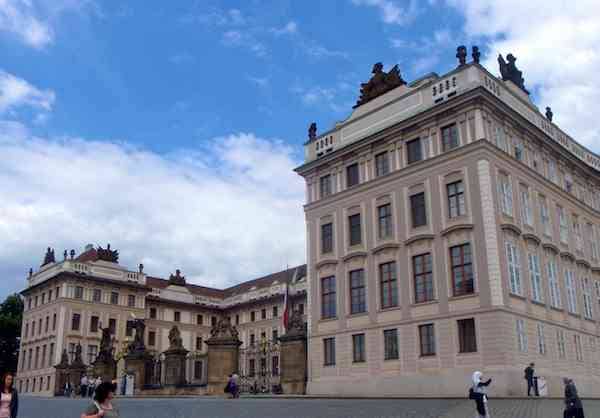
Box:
[1,0,599,297]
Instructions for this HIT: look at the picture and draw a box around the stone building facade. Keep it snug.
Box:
[16,245,306,396]
[295,49,600,397]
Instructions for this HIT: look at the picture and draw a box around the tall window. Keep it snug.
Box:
[272,306,278,318]
[548,159,557,183]
[321,223,333,254]
[323,337,336,366]
[249,359,256,376]
[583,278,593,319]
[383,329,399,360]
[272,329,278,342]
[194,361,203,379]
[410,192,427,227]
[447,181,465,218]
[196,314,203,325]
[540,196,551,236]
[528,253,542,303]
[49,343,54,367]
[520,187,533,226]
[110,292,119,305]
[590,224,599,260]
[52,314,56,331]
[573,218,583,252]
[450,244,474,296]
[536,323,546,355]
[506,241,522,295]
[90,316,99,333]
[71,313,80,331]
[516,319,527,352]
[377,204,392,239]
[174,311,181,322]
[457,318,477,353]
[498,173,513,216]
[346,163,359,188]
[375,151,390,177]
[44,316,49,333]
[261,308,266,320]
[127,295,135,307]
[419,324,436,356]
[557,329,566,359]
[349,269,366,314]
[547,256,561,308]
[108,318,116,335]
[272,356,279,376]
[87,345,98,364]
[413,253,434,303]
[558,206,568,243]
[441,124,459,151]
[74,286,83,299]
[575,334,583,361]
[196,336,203,350]
[406,138,422,164]
[380,262,398,309]
[251,311,256,322]
[348,214,362,246]
[148,331,156,346]
[320,174,332,198]
[565,269,577,314]
[41,345,46,368]
[92,289,101,303]
[321,276,336,319]
[495,125,507,152]
[352,334,366,362]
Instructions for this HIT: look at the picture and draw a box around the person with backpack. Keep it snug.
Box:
[469,371,492,418]
[524,363,537,396]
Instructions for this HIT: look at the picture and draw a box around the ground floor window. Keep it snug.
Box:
[457,318,477,353]
[352,334,366,363]
[194,360,203,379]
[419,324,436,356]
[324,337,336,366]
[383,329,399,360]
[272,356,279,376]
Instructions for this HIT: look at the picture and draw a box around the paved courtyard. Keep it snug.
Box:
[17,396,600,418]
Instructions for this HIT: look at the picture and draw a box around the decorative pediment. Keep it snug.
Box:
[354,62,406,108]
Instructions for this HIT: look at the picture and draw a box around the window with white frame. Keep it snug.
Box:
[573,217,583,252]
[506,241,522,295]
[547,256,561,309]
[565,269,577,314]
[516,319,527,352]
[539,196,551,236]
[548,159,557,184]
[557,329,566,359]
[558,206,568,244]
[495,125,508,152]
[498,173,513,216]
[514,137,524,161]
[536,323,546,355]
[583,277,593,319]
[528,253,543,303]
[590,224,599,260]
[521,186,533,226]
[574,334,583,361]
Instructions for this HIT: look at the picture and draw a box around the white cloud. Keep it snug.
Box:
[0,0,52,48]
[0,123,306,296]
[351,0,420,26]
[447,0,600,151]
[222,30,267,57]
[181,7,247,26]
[271,21,298,36]
[303,43,348,59]
[292,85,354,113]
[0,70,55,114]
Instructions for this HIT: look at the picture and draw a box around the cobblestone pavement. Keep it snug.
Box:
[17,396,600,418]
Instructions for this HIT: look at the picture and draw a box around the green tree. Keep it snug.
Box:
[0,293,24,373]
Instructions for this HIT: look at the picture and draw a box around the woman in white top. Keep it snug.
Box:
[0,373,18,418]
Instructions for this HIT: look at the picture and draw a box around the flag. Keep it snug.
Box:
[283,282,290,331]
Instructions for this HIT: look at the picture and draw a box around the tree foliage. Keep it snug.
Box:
[0,293,24,374]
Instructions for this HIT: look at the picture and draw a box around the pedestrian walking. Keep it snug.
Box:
[0,372,19,418]
[231,372,239,399]
[80,375,88,398]
[469,371,492,418]
[81,381,120,418]
[524,363,537,396]
[64,380,72,397]
[563,378,585,418]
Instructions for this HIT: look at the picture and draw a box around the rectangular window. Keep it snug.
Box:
[441,124,459,151]
[196,336,203,351]
[506,241,522,295]
[540,196,551,236]
[410,192,427,227]
[127,295,135,307]
[375,151,390,177]
[383,329,399,360]
[251,311,256,322]
[272,356,279,376]
[419,324,436,356]
[49,343,54,368]
[557,329,566,359]
[41,293,45,304]
[457,318,477,353]
[413,253,434,303]
[565,270,577,314]
[380,261,398,309]
[235,314,240,325]
[495,125,507,152]
[346,163,359,188]
[537,323,546,355]
[451,244,475,296]
[41,345,46,368]
[321,276,337,319]
[516,319,527,352]
[590,224,599,260]
[352,334,366,363]
[272,306,278,318]
[298,303,304,315]
[92,289,101,303]
[126,321,133,337]
[87,345,98,365]
[406,138,422,164]
[320,174,332,198]
[249,359,256,377]
[150,308,157,319]
[521,187,533,226]
[498,173,513,216]
[148,331,156,346]
[528,253,542,303]
[272,329,278,342]
[583,278,593,319]
[377,203,392,239]
[558,206,568,243]
[548,159,557,183]
[547,256,561,308]
[71,313,80,331]
[109,318,116,335]
[45,316,49,333]
[194,361,203,379]
[447,181,465,218]
[349,269,366,314]
[321,223,333,254]
[261,308,266,320]
[52,313,56,331]
[110,292,119,305]
[74,286,83,299]
[323,337,336,366]
[573,218,583,252]
[348,213,362,246]
[174,311,181,322]
[250,334,255,346]
[575,334,583,361]
[90,315,99,333]
[211,316,217,327]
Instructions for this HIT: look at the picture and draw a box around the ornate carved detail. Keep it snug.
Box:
[95,326,115,363]
[126,318,146,355]
[57,349,70,368]
[456,45,467,66]
[498,53,528,94]
[169,269,186,286]
[308,122,317,142]
[42,247,55,266]
[97,244,119,263]
[285,310,306,337]
[71,343,85,368]
[208,317,240,342]
[168,325,184,350]
[353,62,406,108]
[545,106,553,122]
[472,46,481,64]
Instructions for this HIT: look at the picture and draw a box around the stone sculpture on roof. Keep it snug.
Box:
[169,269,186,286]
[97,244,119,263]
[42,247,55,266]
[498,53,528,94]
[308,122,317,141]
[354,62,406,108]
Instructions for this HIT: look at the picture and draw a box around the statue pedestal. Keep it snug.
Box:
[279,333,307,395]
[123,352,153,393]
[205,338,241,395]
[93,357,117,383]
[163,348,188,386]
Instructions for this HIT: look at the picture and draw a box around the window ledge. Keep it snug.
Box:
[404,234,435,246]
[342,251,368,262]
[419,354,437,358]
[509,292,527,301]
[531,300,546,307]
[411,300,439,307]
[456,351,479,356]
[318,317,338,323]
[441,223,474,237]
[549,306,564,313]
[449,292,478,301]
[378,306,402,313]
[347,312,369,319]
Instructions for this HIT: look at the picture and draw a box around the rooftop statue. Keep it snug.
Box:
[42,247,55,266]
[97,244,119,263]
[308,122,317,142]
[353,62,406,108]
[498,53,529,94]
[169,269,186,286]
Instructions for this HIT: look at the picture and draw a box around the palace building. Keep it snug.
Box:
[16,245,306,396]
[295,47,600,397]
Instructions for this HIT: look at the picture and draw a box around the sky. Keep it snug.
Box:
[1,0,599,297]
